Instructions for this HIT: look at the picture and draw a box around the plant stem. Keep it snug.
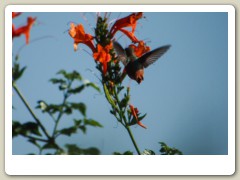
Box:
[124,123,141,155]
[12,82,51,139]
[24,135,48,142]
[113,86,141,155]
[52,93,68,138]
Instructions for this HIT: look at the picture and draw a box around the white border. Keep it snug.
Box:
[5,5,235,175]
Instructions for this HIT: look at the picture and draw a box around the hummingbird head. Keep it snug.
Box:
[125,47,135,57]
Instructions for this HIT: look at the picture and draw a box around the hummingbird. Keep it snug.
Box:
[113,41,171,84]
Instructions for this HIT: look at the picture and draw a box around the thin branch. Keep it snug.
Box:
[12,83,51,139]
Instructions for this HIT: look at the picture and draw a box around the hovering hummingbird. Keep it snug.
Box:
[113,41,171,84]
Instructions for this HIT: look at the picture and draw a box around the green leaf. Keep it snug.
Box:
[18,66,27,80]
[23,122,42,136]
[65,144,100,155]
[159,142,183,155]
[74,119,82,126]
[64,105,72,114]
[78,125,87,134]
[57,70,82,81]
[58,126,77,136]
[120,97,129,107]
[84,118,103,128]
[12,63,27,82]
[67,85,85,94]
[117,86,124,93]
[12,121,22,137]
[43,104,62,114]
[138,113,147,121]
[85,82,101,92]
[49,78,66,84]
[12,121,42,137]
[141,149,155,155]
[70,102,86,116]
[113,151,133,155]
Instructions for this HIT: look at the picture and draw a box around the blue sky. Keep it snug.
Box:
[12,12,228,155]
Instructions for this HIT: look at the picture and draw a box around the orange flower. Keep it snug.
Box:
[110,12,143,36]
[93,43,113,75]
[12,17,36,44]
[129,41,151,57]
[129,104,147,129]
[12,12,22,18]
[118,28,139,43]
[69,23,95,52]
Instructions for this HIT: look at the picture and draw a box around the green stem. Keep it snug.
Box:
[52,93,68,138]
[124,122,141,155]
[12,82,51,139]
[113,86,141,155]
[24,135,48,142]
[52,80,72,138]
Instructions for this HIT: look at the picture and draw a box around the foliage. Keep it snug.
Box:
[13,67,102,154]
[159,142,183,155]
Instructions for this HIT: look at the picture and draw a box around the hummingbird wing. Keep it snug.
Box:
[113,41,128,66]
[138,45,171,68]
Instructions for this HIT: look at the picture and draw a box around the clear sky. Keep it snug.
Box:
[12,12,228,155]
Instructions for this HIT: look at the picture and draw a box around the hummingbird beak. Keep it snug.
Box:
[137,77,143,84]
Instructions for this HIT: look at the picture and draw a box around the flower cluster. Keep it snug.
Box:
[69,12,150,76]
[69,12,149,129]
[12,12,36,44]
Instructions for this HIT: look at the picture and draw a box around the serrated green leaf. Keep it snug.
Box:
[84,119,103,128]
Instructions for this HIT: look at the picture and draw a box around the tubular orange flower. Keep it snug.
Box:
[118,28,139,43]
[129,104,147,129]
[69,23,95,52]
[93,43,113,75]
[129,41,151,57]
[12,17,36,44]
[110,12,143,37]
[12,12,22,18]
